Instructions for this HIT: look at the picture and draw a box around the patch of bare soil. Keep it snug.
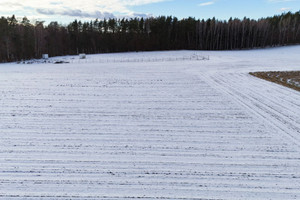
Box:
[250,71,300,92]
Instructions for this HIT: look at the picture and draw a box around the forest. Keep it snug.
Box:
[0,11,300,62]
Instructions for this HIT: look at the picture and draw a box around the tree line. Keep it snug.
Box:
[0,11,300,62]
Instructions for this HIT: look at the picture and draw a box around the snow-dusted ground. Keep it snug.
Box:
[0,46,300,199]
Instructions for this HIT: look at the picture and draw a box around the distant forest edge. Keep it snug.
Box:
[1,11,300,62]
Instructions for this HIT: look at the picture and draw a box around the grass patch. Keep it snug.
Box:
[249,71,300,92]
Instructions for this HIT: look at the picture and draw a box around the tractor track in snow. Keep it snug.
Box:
[201,71,300,148]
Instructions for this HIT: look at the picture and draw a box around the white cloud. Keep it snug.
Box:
[0,0,168,20]
[279,7,292,11]
[36,8,116,19]
[268,0,295,2]
[0,2,24,12]
[198,1,214,6]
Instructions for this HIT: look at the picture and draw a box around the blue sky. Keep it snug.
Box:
[133,0,299,20]
[0,0,299,24]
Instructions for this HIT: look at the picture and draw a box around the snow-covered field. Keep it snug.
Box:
[0,46,300,199]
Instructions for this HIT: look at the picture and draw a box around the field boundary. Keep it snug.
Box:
[17,54,210,65]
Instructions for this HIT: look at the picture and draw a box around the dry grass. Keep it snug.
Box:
[250,71,300,92]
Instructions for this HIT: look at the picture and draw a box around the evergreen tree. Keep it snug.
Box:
[1,11,300,62]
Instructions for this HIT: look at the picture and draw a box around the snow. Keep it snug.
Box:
[0,46,300,199]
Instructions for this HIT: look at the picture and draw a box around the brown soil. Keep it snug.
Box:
[249,71,300,92]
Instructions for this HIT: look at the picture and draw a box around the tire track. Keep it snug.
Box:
[202,72,300,148]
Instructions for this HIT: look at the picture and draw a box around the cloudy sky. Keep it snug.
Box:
[0,0,299,24]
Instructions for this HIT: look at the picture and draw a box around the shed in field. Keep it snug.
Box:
[79,54,86,59]
[42,54,49,59]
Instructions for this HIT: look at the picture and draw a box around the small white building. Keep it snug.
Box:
[79,53,86,59]
[42,54,49,59]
